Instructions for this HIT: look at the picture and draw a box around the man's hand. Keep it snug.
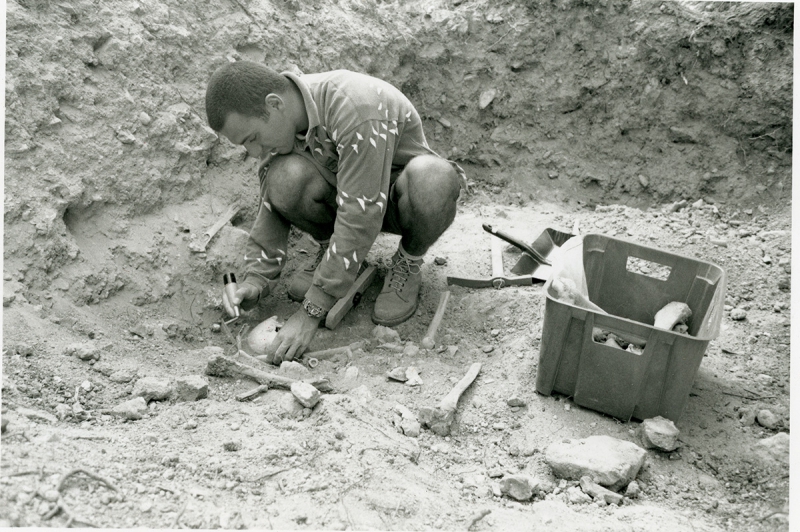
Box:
[265,307,322,365]
[222,282,261,317]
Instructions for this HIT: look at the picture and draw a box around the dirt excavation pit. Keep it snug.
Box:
[1,0,792,531]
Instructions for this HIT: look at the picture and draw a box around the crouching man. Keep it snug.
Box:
[205,61,463,365]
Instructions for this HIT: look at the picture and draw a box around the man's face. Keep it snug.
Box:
[219,106,295,160]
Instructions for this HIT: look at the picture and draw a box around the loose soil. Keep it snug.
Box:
[2,0,792,531]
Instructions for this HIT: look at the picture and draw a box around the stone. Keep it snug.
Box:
[344,366,359,381]
[478,88,497,109]
[434,257,447,266]
[488,468,504,478]
[15,407,57,424]
[111,397,147,420]
[1,417,8,433]
[756,409,780,430]
[372,325,401,344]
[290,382,321,408]
[566,485,592,504]
[387,367,408,382]
[278,361,311,380]
[580,476,623,505]
[400,418,421,438]
[624,480,641,499]
[507,396,526,407]
[405,367,423,386]
[755,432,789,465]
[139,111,152,125]
[499,474,538,501]
[638,416,680,452]
[175,375,208,402]
[132,377,173,402]
[729,308,747,321]
[544,435,647,491]
[67,342,99,361]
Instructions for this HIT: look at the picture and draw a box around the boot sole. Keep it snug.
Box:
[371,300,419,327]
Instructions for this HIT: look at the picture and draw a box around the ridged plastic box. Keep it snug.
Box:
[536,234,726,422]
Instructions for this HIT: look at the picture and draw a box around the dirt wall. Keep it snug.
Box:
[3,0,793,294]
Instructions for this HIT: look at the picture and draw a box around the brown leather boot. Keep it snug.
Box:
[372,251,423,326]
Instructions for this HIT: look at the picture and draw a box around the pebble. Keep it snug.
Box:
[756,409,780,430]
[132,377,173,402]
[184,419,198,430]
[638,416,680,452]
[729,308,747,321]
[500,474,538,501]
[68,342,99,361]
[175,375,209,402]
[387,367,408,382]
[290,381,321,408]
[624,480,640,499]
[434,257,447,265]
[400,418,421,438]
[344,366,359,381]
[139,111,152,125]
[490,329,501,337]
[491,483,503,497]
[372,325,401,344]
[507,396,526,407]
[488,468,504,478]
[482,345,494,353]
[492,422,508,431]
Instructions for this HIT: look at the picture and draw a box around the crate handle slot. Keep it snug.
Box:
[626,256,672,281]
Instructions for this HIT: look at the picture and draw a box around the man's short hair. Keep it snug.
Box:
[205,61,292,131]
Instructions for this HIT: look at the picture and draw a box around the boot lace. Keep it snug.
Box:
[387,256,421,291]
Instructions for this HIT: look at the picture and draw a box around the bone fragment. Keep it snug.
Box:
[418,362,481,436]
[654,302,692,330]
[206,353,332,392]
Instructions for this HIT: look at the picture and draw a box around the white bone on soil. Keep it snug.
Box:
[418,362,481,436]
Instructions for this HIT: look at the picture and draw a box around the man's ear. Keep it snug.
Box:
[264,93,284,111]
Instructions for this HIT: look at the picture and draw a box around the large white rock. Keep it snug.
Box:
[638,416,680,451]
[755,432,789,465]
[290,381,321,408]
[132,376,173,402]
[544,435,646,491]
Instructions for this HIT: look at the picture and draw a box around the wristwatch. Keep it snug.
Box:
[303,298,327,319]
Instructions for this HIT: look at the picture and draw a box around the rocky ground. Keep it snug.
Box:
[1,0,792,530]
